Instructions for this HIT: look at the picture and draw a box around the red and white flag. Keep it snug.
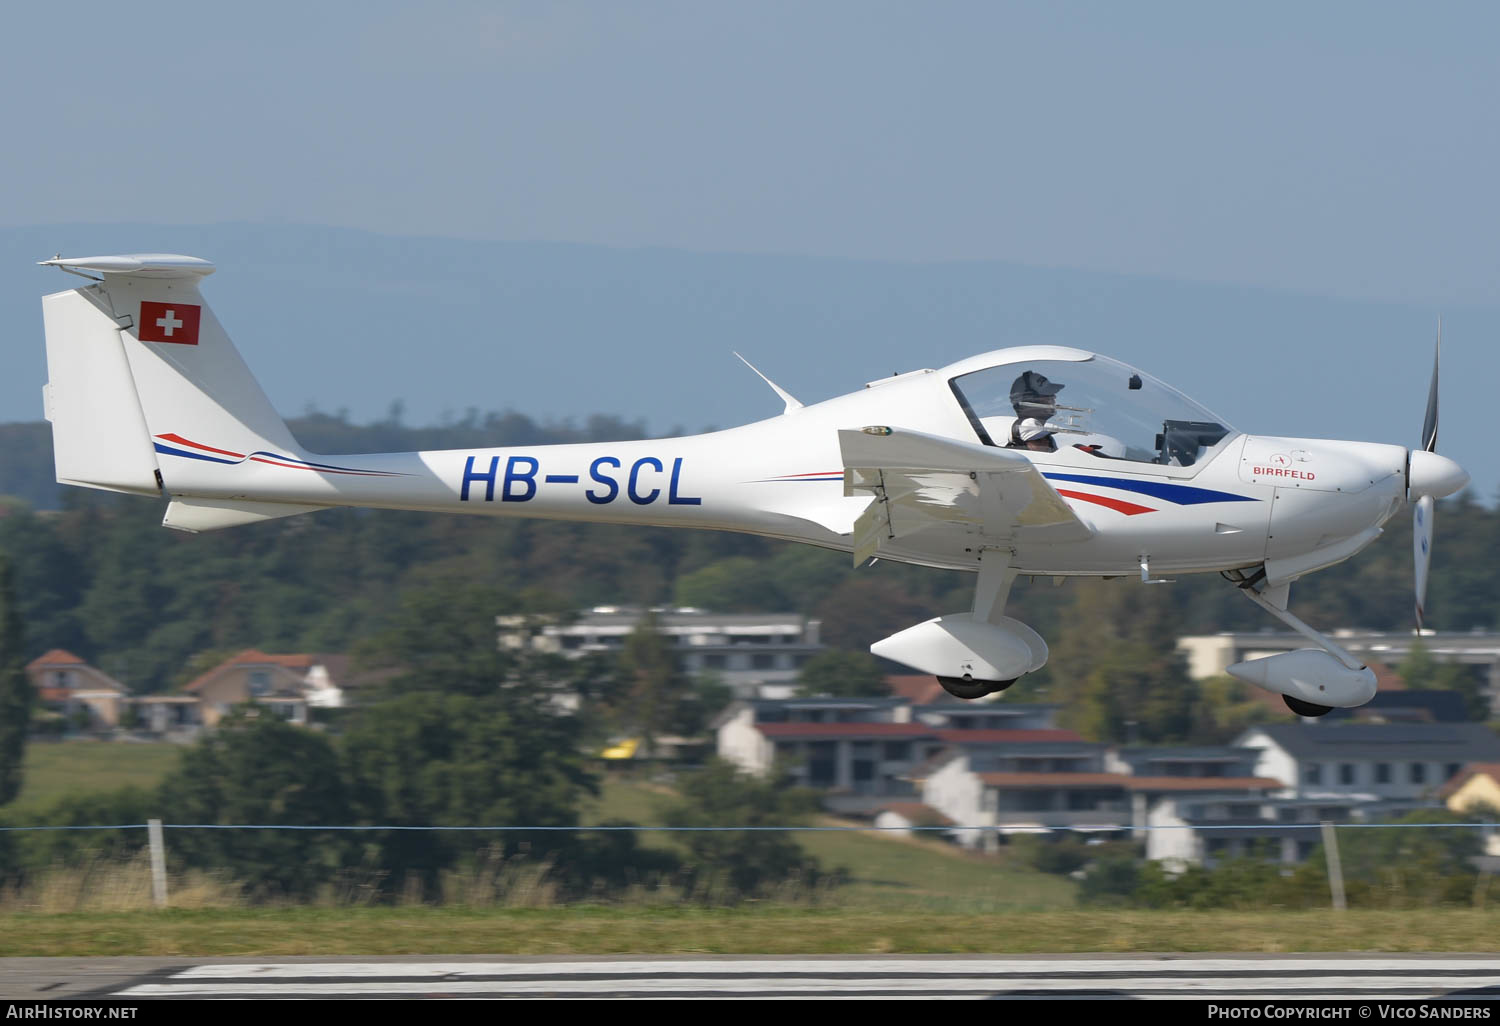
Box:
[139,302,202,345]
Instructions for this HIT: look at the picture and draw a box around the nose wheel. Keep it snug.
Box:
[937,676,1017,700]
[1283,695,1333,717]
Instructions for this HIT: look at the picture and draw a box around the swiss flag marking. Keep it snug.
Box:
[139,302,202,345]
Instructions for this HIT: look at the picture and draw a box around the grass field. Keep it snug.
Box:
[12,741,181,814]
[9,759,1074,913]
[2,907,1498,957]
[4,764,1496,957]
[580,774,1076,912]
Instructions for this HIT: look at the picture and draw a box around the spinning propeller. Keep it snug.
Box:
[1408,321,1470,629]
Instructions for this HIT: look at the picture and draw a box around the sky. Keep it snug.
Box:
[3,1,1498,306]
[3,2,1499,495]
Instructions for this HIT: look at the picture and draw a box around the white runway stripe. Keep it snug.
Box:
[168,957,1500,979]
[116,976,1500,997]
[111,957,1500,999]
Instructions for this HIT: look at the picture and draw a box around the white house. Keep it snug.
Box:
[500,606,824,695]
[1233,723,1500,802]
[715,696,1081,814]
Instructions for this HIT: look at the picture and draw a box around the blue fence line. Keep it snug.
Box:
[1,821,1496,833]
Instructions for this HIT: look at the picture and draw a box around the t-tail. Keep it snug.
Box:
[39,254,336,531]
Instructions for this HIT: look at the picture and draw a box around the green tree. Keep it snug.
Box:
[673,556,790,612]
[356,583,521,699]
[1189,674,1276,743]
[157,710,352,899]
[812,577,936,652]
[662,758,835,901]
[796,650,889,697]
[355,582,582,705]
[1048,579,1203,744]
[1398,642,1489,721]
[669,673,735,739]
[1076,854,1141,906]
[1318,809,1483,907]
[341,691,596,894]
[614,611,698,752]
[7,786,155,883]
[0,554,31,806]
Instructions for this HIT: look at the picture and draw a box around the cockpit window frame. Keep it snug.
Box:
[946,356,1239,477]
[948,379,997,447]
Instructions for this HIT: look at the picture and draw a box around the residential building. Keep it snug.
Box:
[919,740,1280,850]
[911,700,1059,732]
[1439,763,1500,857]
[182,650,353,728]
[1147,795,1352,868]
[1146,788,1445,869]
[713,696,1073,814]
[25,649,128,729]
[1105,744,1259,779]
[500,606,824,696]
[1233,723,1500,801]
[1322,690,1471,724]
[130,695,203,738]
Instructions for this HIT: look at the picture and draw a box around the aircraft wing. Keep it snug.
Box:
[839,426,1093,564]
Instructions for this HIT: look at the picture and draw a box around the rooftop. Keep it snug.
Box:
[1238,723,1500,761]
[1437,762,1500,800]
[758,722,936,739]
[26,649,86,670]
[976,772,1282,792]
[184,650,352,694]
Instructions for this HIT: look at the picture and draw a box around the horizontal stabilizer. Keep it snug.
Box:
[163,498,328,533]
[40,254,215,278]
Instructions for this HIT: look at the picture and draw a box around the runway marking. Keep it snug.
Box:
[112,958,1500,1000]
[169,958,1500,978]
[118,976,1500,997]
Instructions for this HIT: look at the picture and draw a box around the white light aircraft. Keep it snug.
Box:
[37,254,1470,715]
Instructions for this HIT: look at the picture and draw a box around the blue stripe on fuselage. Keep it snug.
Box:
[1042,472,1256,505]
[153,443,238,465]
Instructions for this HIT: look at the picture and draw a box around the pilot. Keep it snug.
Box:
[1007,371,1063,451]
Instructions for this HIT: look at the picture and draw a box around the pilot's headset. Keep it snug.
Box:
[1009,371,1063,421]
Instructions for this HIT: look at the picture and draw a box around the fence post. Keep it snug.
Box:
[1320,820,1345,911]
[147,818,168,909]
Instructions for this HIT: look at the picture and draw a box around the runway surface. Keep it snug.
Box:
[4,955,1498,1000]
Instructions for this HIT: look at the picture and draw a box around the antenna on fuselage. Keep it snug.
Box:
[733,352,804,415]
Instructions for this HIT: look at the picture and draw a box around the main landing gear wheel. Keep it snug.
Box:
[937,676,1017,700]
[1283,695,1334,717]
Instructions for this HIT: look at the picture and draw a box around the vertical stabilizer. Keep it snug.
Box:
[40,254,303,497]
[42,287,161,495]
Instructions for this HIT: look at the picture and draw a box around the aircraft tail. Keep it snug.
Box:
[40,254,322,529]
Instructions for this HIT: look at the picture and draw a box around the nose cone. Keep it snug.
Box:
[1408,449,1469,499]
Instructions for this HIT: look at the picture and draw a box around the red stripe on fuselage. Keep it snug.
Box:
[1056,489,1155,516]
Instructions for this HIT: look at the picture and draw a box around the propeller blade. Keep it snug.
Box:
[1413,493,1434,630]
[1420,318,1441,453]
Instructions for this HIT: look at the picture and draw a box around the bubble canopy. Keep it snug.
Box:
[948,354,1235,467]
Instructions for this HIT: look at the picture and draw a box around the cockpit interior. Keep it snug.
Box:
[948,355,1233,468]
